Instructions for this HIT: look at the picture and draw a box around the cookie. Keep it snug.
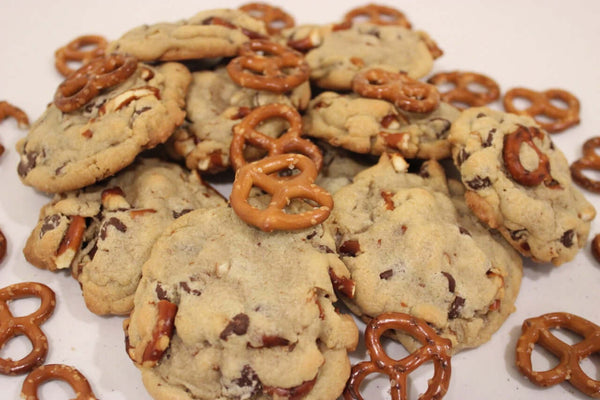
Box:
[314,141,374,194]
[169,66,311,173]
[107,9,268,62]
[17,62,191,194]
[303,23,435,90]
[303,91,460,159]
[125,206,358,400]
[23,158,226,315]
[449,107,596,265]
[324,153,523,353]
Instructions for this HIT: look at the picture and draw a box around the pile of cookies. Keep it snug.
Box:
[2,2,599,400]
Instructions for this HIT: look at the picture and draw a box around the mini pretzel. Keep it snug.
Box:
[230,153,333,232]
[239,2,295,35]
[0,282,56,375]
[516,312,600,398]
[592,234,600,264]
[503,125,555,187]
[0,228,6,263]
[0,100,30,156]
[570,136,600,193]
[226,39,309,93]
[427,71,500,109]
[230,103,323,171]
[343,4,412,29]
[352,68,440,113]
[21,364,98,400]
[54,53,138,113]
[343,312,452,400]
[54,34,108,77]
[503,87,580,133]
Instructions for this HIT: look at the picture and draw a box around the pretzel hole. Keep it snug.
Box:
[7,296,42,319]
[549,97,570,110]
[579,353,600,381]
[530,342,561,372]
[533,113,557,126]
[518,142,542,172]
[510,96,532,111]
[434,81,455,94]
[466,82,490,94]
[36,377,80,398]
[550,327,584,346]
[0,335,33,364]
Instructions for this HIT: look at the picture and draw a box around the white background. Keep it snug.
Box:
[0,0,599,399]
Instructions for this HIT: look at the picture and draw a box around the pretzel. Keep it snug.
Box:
[141,299,178,367]
[503,125,556,188]
[0,282,56,375]
[343,312,452,400]
[0,228,6,263]
[427,71,500,109]
[352,68,440,113]
[54,34,108,77]
[516,312,600,398]
[570,136,600,193]
[343,4,412,29]
[54,53,138,112]
[592,234,600,264]
[230,103,323,171]
[239,2,294,35]
[0,100,30,156]
[226,39,309,93]
[230,153,333,232]
[21,364,98,400]
[503,87,580,133]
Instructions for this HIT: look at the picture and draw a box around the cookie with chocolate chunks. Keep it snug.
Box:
[17,62,191,194]
[23,158,225,315]
[324,153,523,353]
[125,206,358,400]
[449,107,596,265]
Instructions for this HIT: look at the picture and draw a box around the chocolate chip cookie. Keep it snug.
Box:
[23,158,225,315]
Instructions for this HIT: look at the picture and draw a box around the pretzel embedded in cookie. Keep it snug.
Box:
[21,364,98,400]
[230,153,333,232]
[343,4,412,29]
[0,282,56,375]
[427,71,500,109]
[54,34,108,77]
[226,39,309,93]
[239,2,294,35]
[352,68,440,113]
[54,53,138,112]
[503,125,557,188]
[343,312,452,400]
[503,87,580,133]
[570,136,600,193]
[516,312,600,398]
[230,103,323,171]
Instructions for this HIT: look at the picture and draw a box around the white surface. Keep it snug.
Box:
[0,0,599,399]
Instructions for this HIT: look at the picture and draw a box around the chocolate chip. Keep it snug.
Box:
[233,365,262,396]
[17,150,39,177]
[134,106,152,116]
[560,230,575,248]
[458,226,471,236]
[429,118,452,139]
[99,217,127,240]
[317,245,334,254]
[456,148,470,166]
[476,112,487,118]
[441,272,456,293]
[155,283,169,301]
[338,239,360,257]
[448,296,465,319]
[466,176,492,190]
[39,214,62,237]
[482,128,496,147]
[220,313,250,340]
[179,281,202,296]
[379,269,394,280]
[172,209,193,219]
[305,231,317,240]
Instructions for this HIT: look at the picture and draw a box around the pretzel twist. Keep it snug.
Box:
[343,312,452,400]
[21,364,98,400]
[503,125,556,187]
[230,103,323,171]
[343,4,412,28]
[516,312,600,398]
[427,71,500,109]
[503,87,580,133]
[0,228,5,264]
[239,2,295,35]
[570,136,600,193]
[54,34,108,77]
[352,68,440,113]
[0,282,56,375]
[226,39,309,93]
[54,53,138,112]
[230,153,333,232]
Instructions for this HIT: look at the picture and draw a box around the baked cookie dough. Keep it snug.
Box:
[315,141,374,194]
[107,8,268,61]
[449,107,596,265]
[303,91,460,159]
[169,66,311,173]
[324,153,523,353]
[17,62,191,193]
[125,206,358,400]
[303,23,435,90]
[23,158,226,315]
